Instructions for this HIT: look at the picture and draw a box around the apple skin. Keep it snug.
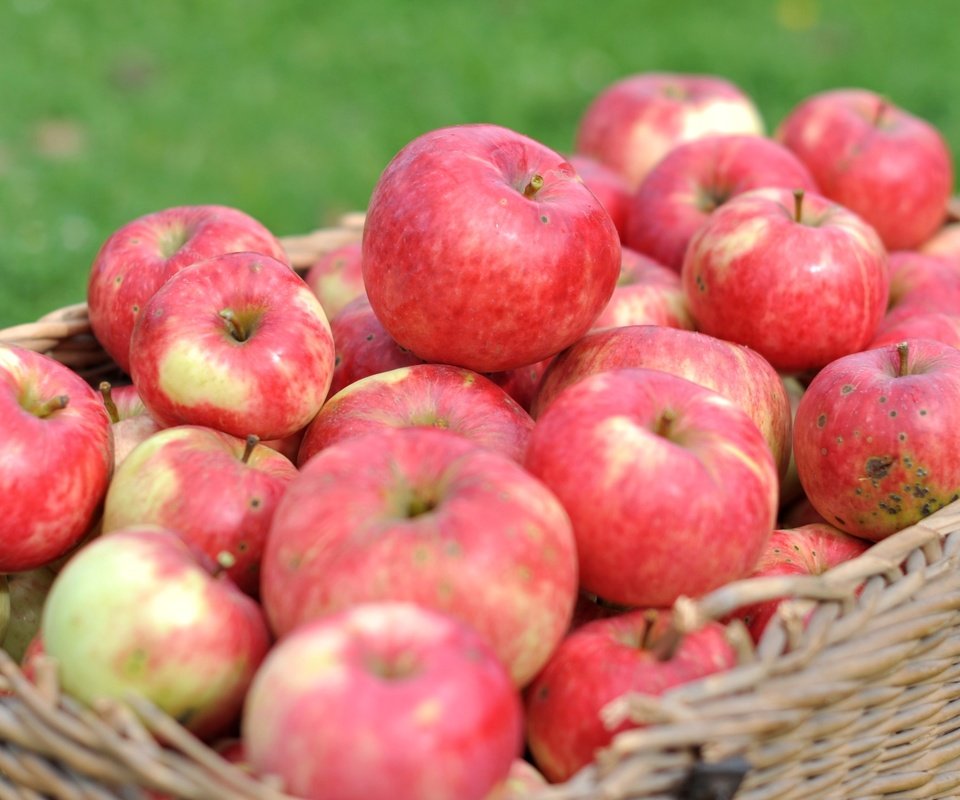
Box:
[261,427,578,687]
[524,608,737,783]
[101,425,298,595]
[568,153,632,239]
[531,324,793,482]
[776,88,953,251]
[98,381,163,468]
[297,363,535,467]
[921,222,960,266]
[524,368,779,608]
[681,186,890,374]
[793,339,960,540]
[41,526,272,740]
[129,251,335,441]
[87,204,289,375]
[574,72,765,189]
[875,250,960,332]
[623,133,819,272]
[0,344,113,572]
[304,240,365,320]
[362,123,621,373]
[870,312,960,350]
[1,567,56,663]
[590,247,694,332]
[724,524,870,643]
[483,758,548,800]
[242,602,523,800]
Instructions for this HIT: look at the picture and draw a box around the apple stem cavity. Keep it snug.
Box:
[897,341,910,377]
[523,174,544,199]
[654,409,678,440]
[98,381,121,424]
[219,308,248,342]
[792,189,805,223]
[35,394,70,419]
[242,434,260,464]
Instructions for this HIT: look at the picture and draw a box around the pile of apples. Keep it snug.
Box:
[4,70,960,800]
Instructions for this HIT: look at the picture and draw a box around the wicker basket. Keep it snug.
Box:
[3,214,960,800]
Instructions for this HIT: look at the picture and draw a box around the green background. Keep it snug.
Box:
[3,0,959,327]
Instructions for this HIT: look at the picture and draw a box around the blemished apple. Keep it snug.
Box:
[242,602,523,800]
[574,71,765,189]
[303,240,365,320]
[297,363,535,467]
[531,324,793,482]
[41,526,272,740]
[262,426,579,687]
[622,133,819,272]
[98,381,162,468]
[129,251,335,441]
[776,88,954,251]
[524,608,737,783]
[568,153,632,239]
[0,344,113,573]
[101,425,298,595]
[1,566,56,663]
[681,187,890,374]
[362,123,621,373]
[524,368,779,608]
[87,204,289,375]
[793,339,960,540]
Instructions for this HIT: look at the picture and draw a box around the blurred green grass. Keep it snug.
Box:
[2,0,959,326]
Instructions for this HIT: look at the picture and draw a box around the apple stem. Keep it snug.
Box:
[523,174,544,199]
[36,394,69,418]
[241,434,260,464]
[219,309,247,342]
[897,341,910,377]
[98,381,120,424]
[654,409,677,439]
[651,621,683,662]
[640,609,660,651]
[793,189,805,223]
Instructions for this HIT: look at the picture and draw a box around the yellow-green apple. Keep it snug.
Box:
[41,526,271,740]
[0,344,113,572]
[304,240,365,320]
[531,325,793,481]
[484,758,548,800]
[524,608,737,783]
[261,427,578,686]
[297,363,535,467]
[1,566,55,663]
[524,368,778,607]
[568,153,632,239]
[590,247,694,332]
[98,381,162,468]
[874,250,960,332]
[87,204,288,375]
[574,71,765,189]
[793,339,960,540]
[101,425,298,595]
[242,602,523,800]
[776,88,953,251]
[129,251,335,441]
[681,187,890,374]
[623,133,819,272]
[362,123,621,373]
[724,524,870,644]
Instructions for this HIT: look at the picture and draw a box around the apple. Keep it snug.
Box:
[724,524,870,644]
[485,357,554,415]
[531,324,793,482]
[524,368,778,607]
[524,607,737,783]
[297,363,535,467]
[0,344,113,572]
[623,133,819,272]
[869,311,960,350]
[921,222,960,266]
[778,494,830,529]
[242,601,523,800]
[574,71,765,189]
[875,250,960,331]
[1,566,56,663]
[590,247,694,332]
[129,251,335,441]
[362,123,621,373]
[87,204,289,375]
[484,758,548,800]
[261,426,579,687]
[303,240,365,319]
[778,374,807,510]
[98,380,162,468]
[568,153,632,239]
[101,425,298,595]
[793,339,960,540]
[681,187,890,374]
[41,526,271,740]
[776,88,953,251]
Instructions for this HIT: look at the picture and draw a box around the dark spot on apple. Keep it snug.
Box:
[841,384,855,395]
[540,214,549,224]
[176,708,199,728]
[334,354,342,366]
[237,541,248,552]
[865,456,894,479]
[916,466,927,477]
[114,275,122,285]
[889,493,902,503]
[365,333,375,341]
[898,432,907,442]
[889,410,897,418]
[695,274,706,293]
[855,487,863,495]
[919,409,928,416]
[537,685,550,701]
[817,413,827,428]
[250,496,261,508]
[878,396,887,404]
[132,304,139,314]
[836,436,844,444]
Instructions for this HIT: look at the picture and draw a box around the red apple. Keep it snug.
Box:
[129,251,335,441]
[362,123,621,372]
[485,357,554,415]
[921,222,960,267]
[574,72,765,189]
[681,187,890,374]
[568,153,632,239]
[0,344,113,572]
[524,608,737,783]
[87,204,288,375]
[531,325,793,481]
[776,88,953,251]
[793,339,960,540]
[98,381,163,468]
[262,427,578,686]
[876,250,960,330]
[303,240,365,319]
[297,363,535,467]
[524,368,778,607]
[869,311,960,350]
[242,602,523,800]
[41,526,271,740]
[623,133,819,272]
